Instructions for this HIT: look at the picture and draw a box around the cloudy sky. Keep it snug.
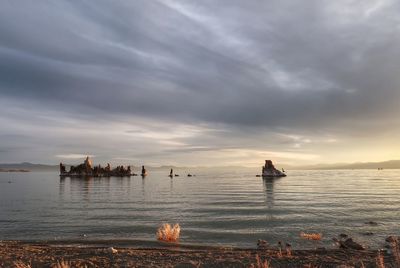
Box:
[1,0,400,166]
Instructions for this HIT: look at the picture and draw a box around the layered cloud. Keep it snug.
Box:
[1,0,399,165]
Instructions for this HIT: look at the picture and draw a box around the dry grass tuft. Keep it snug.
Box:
[14,259,84,268]
[300,232,322,241]
[277,241,283,258]
[303,264,319,268]
[52,260,73,268]
[390,238,400,265]
[249,254,270,268]
[285,244,292,257]
[156,223,181,242]
[376,251,385,268]
[14,261,32,268]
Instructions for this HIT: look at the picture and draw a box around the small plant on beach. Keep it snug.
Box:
[300,232,322,241]
[391,238,400,265]
[385,236,400,265]
[249,254,270,268]
[376,251,385,268]
[303,264,318,268]
[276,241,283,258]
[285,243,292,257]
[52,260,72,268]
[14,261,32,268]
[156,223,180,242]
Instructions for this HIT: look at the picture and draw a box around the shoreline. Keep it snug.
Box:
[1,240,399,267]
[0,169,29,172]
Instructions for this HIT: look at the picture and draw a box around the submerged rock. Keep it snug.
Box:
[339,233,348,239]
[333,236,365,250]
[361,232,374,236]
[257,239,268,248]
[341,238,365,250]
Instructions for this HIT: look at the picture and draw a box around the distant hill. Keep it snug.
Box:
[292,160,400,170]
[2,160,400,172]
[0,162,58,171]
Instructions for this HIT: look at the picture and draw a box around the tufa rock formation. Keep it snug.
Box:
[141,165,147,177]
[59,156,134,177]
[262,160,286,177]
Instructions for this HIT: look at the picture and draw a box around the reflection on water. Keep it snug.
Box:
[0,170,400,249]
[70,177,93,202]
[170,176,174,192]
[262,177,275,209]
[59,176,66,197]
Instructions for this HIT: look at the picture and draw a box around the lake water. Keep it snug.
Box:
[0,169,399,249]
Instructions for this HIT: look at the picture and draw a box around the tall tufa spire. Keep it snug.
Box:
[84,156,92,169]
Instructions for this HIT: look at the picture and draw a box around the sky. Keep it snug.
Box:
[1,0,400,167]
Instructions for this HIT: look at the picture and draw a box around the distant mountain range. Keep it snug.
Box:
[0,162,58,171]
[284,160,400,170]
[1,160,400,171]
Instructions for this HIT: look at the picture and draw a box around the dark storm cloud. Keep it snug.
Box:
[1,0,399,164]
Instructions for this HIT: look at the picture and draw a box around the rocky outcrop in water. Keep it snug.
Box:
[141,165,147,176]
[262,160,286,177]
[60,156,133,177]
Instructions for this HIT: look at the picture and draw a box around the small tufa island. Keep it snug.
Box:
[262,160,286,177]
[60,156,134,177]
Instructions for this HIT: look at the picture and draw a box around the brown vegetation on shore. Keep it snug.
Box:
[300,232,322,241]
[2,240,400,268]
[156,223,181,242]
[14,260,32,268]
[249,254,270,268]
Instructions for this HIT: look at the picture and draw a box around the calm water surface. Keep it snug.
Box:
[0,169,399,249]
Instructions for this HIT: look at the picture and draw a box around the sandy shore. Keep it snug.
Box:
[1,240,399,268]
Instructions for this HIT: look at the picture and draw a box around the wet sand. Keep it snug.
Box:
[1,240,398,267]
